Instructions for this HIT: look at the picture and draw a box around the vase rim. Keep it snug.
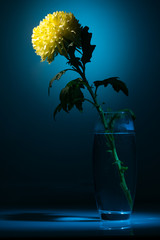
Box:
[103,111,128,113]
[94,110,135,133]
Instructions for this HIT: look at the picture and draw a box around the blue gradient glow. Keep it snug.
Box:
[1,0,160,210]
[4,0,140,105]
[1,0,141,206]
[28,0,139,103]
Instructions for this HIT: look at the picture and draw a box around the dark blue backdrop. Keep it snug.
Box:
[0,0,160,209]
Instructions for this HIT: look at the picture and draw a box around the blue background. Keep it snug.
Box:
[0,0,160,209]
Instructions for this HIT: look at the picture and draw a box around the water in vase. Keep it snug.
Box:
[93,132,136,220]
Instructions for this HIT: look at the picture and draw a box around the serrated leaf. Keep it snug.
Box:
[48,69,70,96]
[59,86,70,112]
[67,43,83,69]
[66,78,84,88]
[54,78,85,117]
[94,77,128,96]
[81,26,96,64]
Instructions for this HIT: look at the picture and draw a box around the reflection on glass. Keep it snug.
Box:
[99,218,133,235]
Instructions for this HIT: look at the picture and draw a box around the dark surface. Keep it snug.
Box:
[0,206,160,238]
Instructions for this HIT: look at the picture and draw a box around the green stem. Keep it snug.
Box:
[77,66,133,209]
[111,139,133,209]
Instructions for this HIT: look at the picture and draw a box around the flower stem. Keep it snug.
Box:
[78,68,133,209]
[110,137,133,209]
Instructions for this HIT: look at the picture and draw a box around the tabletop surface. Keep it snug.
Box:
[0,207,160,238]
[0,209,160,238]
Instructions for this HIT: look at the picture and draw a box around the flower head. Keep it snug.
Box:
[31,11,82,63]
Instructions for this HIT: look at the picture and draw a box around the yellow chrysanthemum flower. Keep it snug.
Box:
[31,11,82,63]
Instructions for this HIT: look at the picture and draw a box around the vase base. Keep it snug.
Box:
[100,210,131,220]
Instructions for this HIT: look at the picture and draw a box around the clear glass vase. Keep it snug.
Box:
[92,111,137,221]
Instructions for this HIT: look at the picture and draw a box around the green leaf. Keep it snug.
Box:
[81,26,96,64]
[121,166,128,173]
[94,77,129,96]
[107,112,122,131]
[48,69,70,96]
[66,78,84,88]
[54,78,85,118]
[67,43,83,69]
[53,103,63,120]
[59,86,70,112]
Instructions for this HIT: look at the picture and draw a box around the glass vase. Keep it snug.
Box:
[92,111,137,221]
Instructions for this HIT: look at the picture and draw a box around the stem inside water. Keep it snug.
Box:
[76,65,133,210]
[111,139,133,209]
